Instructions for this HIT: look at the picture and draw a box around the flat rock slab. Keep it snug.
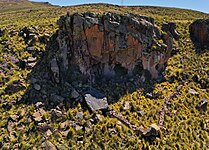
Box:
[84,89,108,111]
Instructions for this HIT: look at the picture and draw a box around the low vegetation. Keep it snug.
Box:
[0,2,209,149]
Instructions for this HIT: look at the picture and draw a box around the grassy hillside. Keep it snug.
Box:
[0,0,54,13]
[0,2,209,149]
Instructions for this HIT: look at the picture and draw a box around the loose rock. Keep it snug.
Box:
[84,89,109,111]
[41,141,56,150]
[188,88,199,95]
[197,98,208,111]
[143,123,160,137]
[32,111,43,122]
[34,83,41,91]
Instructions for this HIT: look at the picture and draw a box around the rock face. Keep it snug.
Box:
[25,12,178,104]
[189,19,209,50]
[45,12,177,84]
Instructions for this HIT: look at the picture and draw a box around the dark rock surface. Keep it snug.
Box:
[189,19,209,51]
[162,22,180,40]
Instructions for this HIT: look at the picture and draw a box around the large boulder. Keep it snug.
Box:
[25,12,178,104]
[189,19,209,50]
[49,12,176,82]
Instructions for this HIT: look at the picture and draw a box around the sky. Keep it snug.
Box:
[33,0,209,13]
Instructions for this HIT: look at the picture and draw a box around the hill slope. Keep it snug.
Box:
[0,2,209,149]
[0,0,54,13]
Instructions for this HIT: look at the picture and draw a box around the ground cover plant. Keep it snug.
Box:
[0,1,209,149]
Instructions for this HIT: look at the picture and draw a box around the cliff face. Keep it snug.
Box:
[190,19,209,50]
[48,12,176,84]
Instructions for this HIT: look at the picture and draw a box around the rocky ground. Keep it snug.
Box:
[0,1,209,149]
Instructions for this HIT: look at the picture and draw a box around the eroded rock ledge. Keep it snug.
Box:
[26,12,179,105]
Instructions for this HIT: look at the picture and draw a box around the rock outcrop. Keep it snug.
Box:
[49,12,177,83]
[189,19,209,50]
[25,12,178,105]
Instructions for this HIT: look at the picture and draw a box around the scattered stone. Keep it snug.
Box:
[39,108,46,116]
[176,85,183,92]
[75,125,83,131]
[37,123,53,132]
[13,143,19,150]
[51,109,62,120]
[35,102,44,108]
[9,114,18,121]
[124,101,130,110]
[34,83,41,91]
[84,121,92,133]
[197,98,208,111]
[17,123,25,130]
[27,46,35,51]
[145,92,160,99]
[143,123,160,137]
[5,80,25,94]
[95,114,103,121]
[188,88,199,95]
[75,112,83,120]
[9,131,17,141]
[137,110,145,116]
[61,130,69,137]
[46,129,53,137]
[32,111,43,122]
[30,77,39,84]
[84,89,109,111]
[27,57,37,63]
[7,120,14,132]
[60,121,69,129]
[145,93,153,99]
[41,141,56,150]
[20,108,26,116]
